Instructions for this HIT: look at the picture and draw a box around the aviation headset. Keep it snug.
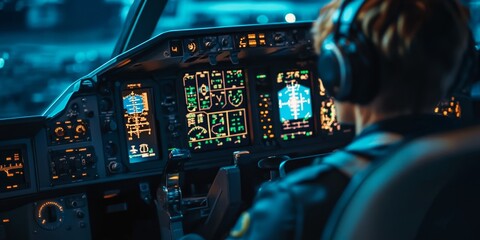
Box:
[317,0,478,104]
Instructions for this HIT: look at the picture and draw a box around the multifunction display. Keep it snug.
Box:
[276,70,314,140]
[0,148,27,192]
[183,69,249,152]
[318,78,342,134]
[122,88,159,163]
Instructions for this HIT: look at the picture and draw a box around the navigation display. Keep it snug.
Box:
[183,69,249,152]
[122,88,159,164]
[0,148,27,192]
[276,70,314,140]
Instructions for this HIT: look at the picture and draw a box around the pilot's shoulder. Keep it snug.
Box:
[261,158,349,198]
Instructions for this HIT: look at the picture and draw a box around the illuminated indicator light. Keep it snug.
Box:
[265,104,268,107]
[52,176,59,179]
[248,34,256,39]
[259,39,266,45]
[263,126,267,130]
[82,173,87,176]
[263,136,268,139]
[6,157,11,161]
[2,219,9,223]
[117,59,131,68]
[269,134,275,138]
[65,121,71,124]
[259,33,265,38]
[169,175,179,180]
[285,13,296,23]
[187,42,197,52]
[256,74,267,79]
[127,83,142,89]
[103,193,119,199]
[79,148,87,152]
[13,185,17,188]
[66,149,74,153]
[238,36,247,48]
[42,219,46,224]
[6,186,11,189]
[248,40,257,47]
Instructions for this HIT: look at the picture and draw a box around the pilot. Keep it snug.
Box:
[226,0,475,239]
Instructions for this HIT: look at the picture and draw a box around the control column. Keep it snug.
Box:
[156,148,191,240]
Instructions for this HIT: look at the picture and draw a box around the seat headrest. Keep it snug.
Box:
[323,125,480,240]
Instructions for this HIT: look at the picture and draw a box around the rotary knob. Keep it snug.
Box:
[54,127,65,137]
[35,200,65,230]
[108,161,122,173]
[75,124,87,135]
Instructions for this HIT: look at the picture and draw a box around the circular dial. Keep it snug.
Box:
[35,200,65,230]
[54,127,65,137]
[188,126,208,141]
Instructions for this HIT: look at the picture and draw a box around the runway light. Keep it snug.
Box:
[257,15,269,24]
[285,13,296,23]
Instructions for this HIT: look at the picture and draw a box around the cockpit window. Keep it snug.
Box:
[0,0,479,120]
[152,0,325,36]
[0,0,133,119]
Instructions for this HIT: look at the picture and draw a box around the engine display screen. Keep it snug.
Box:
[0,148,27,192]
[318,78,343,134]
[183,69,249,152]
[276,70,314,140]
[122,88,159,164]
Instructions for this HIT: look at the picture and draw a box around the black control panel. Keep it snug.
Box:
[0,23,353,201]
[0,193,91,240]
[49,147,97,185]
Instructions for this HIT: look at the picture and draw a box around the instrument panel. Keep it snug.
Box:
[0,147,27,192]
[0,22,471,203]
[0,22,357,201]
[183,69,250,152]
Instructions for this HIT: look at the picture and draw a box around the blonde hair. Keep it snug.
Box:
[313,0,471,113]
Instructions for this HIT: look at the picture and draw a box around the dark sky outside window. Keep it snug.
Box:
[0,0,478,119]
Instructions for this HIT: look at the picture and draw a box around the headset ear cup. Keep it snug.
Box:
[320,35,378,104]
[318,36,345,99]
[345,37,379,104]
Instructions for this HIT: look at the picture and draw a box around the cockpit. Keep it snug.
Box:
[0,0,479,239]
